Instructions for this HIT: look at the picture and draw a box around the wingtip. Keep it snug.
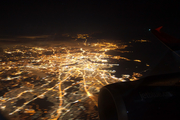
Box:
[155,26,163,32]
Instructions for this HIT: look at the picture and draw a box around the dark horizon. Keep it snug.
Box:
[0,0,180,41]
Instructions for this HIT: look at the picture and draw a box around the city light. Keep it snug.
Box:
[0,41,143,119]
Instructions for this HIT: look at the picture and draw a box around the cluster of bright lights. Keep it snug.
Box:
[0,41,143,119]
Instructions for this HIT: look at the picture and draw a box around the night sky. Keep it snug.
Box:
[0,0,180,40]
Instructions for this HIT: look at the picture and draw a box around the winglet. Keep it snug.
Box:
[151,26,180,51]
[155,26,163,32]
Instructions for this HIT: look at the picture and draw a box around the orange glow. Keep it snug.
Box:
[0,41,145,119]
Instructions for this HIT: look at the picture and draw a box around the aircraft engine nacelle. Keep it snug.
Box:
[98,73,180,120]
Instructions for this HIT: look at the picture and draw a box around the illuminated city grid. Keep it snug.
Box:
[0,40,145,120]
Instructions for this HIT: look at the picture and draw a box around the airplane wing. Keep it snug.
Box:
[151,26,180,52]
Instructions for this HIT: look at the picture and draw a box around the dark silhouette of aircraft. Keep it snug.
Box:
[98,27,180,120]
[151,26,180,54]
